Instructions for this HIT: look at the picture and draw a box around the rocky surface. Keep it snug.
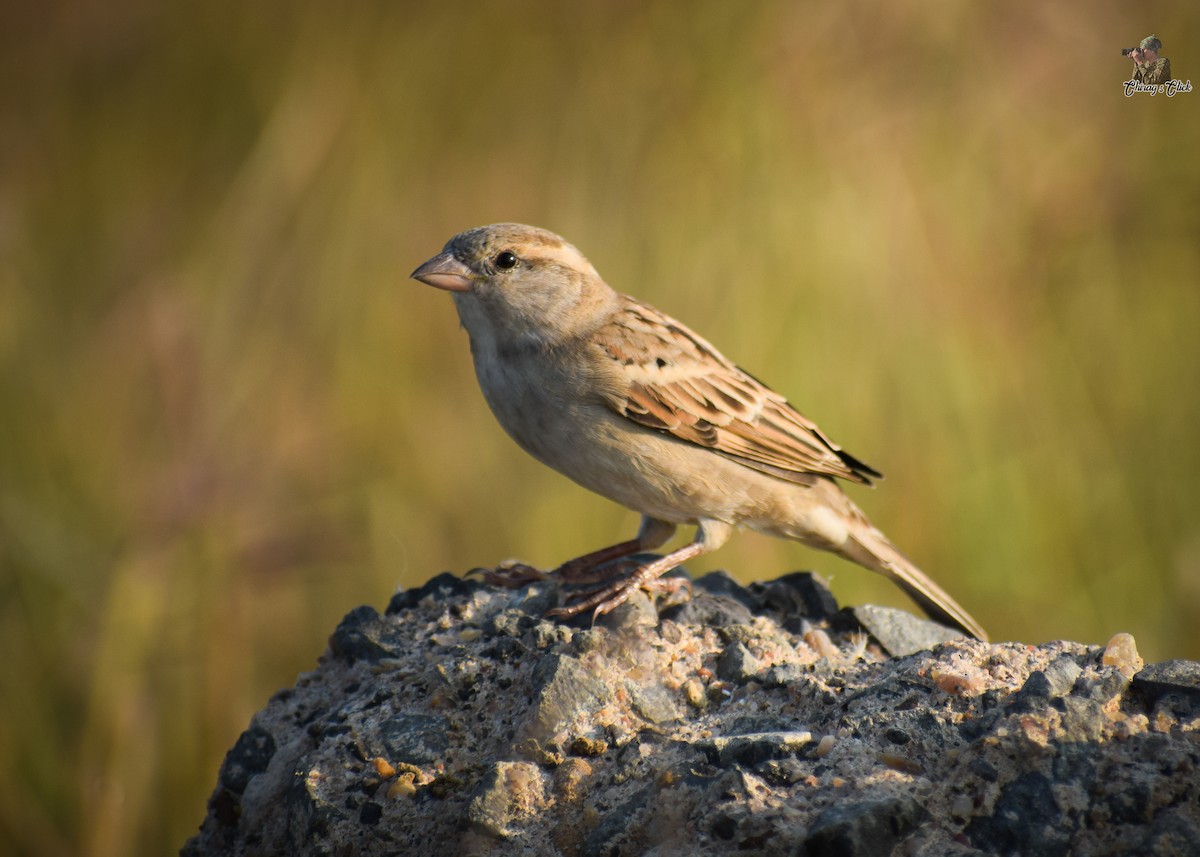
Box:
[182,565,1200,856]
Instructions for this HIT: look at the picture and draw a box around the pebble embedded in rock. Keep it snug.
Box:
[466,761,548,840]
[218,725,276,795]
[699,730,814,767]
[849,605,963,657]
[1132,659,1200,704]
[1102,632,1143,678]
[528,653,615,743]
[716,640,765,683]
[805,795,928,857]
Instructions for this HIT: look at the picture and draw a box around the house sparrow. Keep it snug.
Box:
[411,224,987,640]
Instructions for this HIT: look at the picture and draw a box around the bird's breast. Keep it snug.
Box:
[470,346,585,456]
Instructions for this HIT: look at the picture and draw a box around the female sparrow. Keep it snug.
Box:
[411,224,986,640]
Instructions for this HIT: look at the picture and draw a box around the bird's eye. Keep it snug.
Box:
[494,251,519,270]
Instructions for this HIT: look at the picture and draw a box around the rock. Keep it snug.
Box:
[1044,654,1084,695]
[386,571,480,613]
[1145,806,1200,856]
[666,570,757,626]
[528,653,615,745]
[805,795,928,857]
[692,570,759,610]
[716,640,766,683]
[753,571,840,628]
[1012,655,1083,711]
[698,730,814,767]
[379,714,451,765]
[625,679,680,725]
[328,605,400,662]
[1132,659,1200,704]
[847,604,963,656]
[465,761,548,839]
[965,772,1071,857]
[1102,631,1143,678]
[218,726,276,795]
[183,569,1200,857]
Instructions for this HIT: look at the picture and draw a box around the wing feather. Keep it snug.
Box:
[595,298,881,486]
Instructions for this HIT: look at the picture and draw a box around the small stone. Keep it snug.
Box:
[528,654,614,742]
[1072,668,1131,703]
[692,570,759,609]
[379,714,451,765]
[1017,670,1055,701]
[762,662,807,687]
[950,793,975,820]
[386,572,479,613]
[1058,696,1106,743]
[806,795,928,857]
[759,757,808,785]
[328,606,399,663]
[699,731,814,767]
[968,757,999,782]
[965,772,1069,856]
[466,761,548,839]
[1151,707,1177,733]
[881,751,923,775]
[683,678,707,710]
[756,571,840,622]
[1043,656,1084,696]
[849,605,963,657]
[626,680,681,724]
[595,588,659,630]
[931,664,986,696]
[707,681,735,703]
[815,735,836,758]
[1102,632,1143,678]
[387,773,417,799]
[569,735,609,757]
[218,725,276,795]
[1132,660,1200,705]
[716,640,765,683]
[804,627,840,660]
[665,570,756,626]
[554,758,592,803]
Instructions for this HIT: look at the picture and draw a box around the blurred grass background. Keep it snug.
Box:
[2,1,1198,854]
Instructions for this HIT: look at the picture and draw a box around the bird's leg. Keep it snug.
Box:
[553,516,676,583]
[467,516,675,589]
[549,519,732,621]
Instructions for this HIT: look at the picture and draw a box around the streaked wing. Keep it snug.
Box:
[595,299,882,486]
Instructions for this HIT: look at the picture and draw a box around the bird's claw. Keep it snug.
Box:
[547,573,693,622]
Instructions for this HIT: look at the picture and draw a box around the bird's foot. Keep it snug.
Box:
[547,566,692,622]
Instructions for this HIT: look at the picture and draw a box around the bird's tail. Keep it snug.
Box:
[839,517,988,641]
[790,480,988,641]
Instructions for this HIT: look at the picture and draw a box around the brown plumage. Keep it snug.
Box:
[599,299,882,487]
[411,223,987,641]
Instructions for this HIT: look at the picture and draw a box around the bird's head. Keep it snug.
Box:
[411,224,617,348]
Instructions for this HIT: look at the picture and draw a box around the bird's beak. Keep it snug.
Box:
[410,252,475,293]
